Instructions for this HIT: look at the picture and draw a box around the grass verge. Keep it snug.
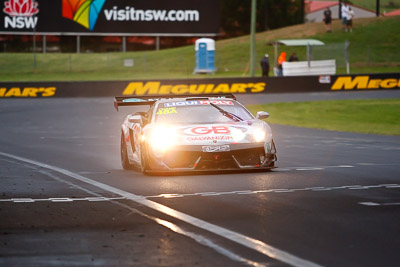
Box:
[246,98,400,136]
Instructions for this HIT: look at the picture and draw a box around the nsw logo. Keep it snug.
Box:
[3,0,39,29]
[62,0,106,31]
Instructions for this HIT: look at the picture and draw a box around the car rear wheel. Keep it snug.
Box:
[121,132,133,170]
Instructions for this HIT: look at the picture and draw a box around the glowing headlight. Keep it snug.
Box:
[252,128,266,142]
[231,127,246,142]
[149,125,176,154]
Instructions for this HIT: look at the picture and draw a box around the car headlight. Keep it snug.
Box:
[231,127,246,142]
[252,128,266,142]
[149,125,176,155]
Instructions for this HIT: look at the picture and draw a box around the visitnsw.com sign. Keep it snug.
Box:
[0,0,220,35]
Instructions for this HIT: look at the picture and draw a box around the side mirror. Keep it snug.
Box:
[256,111,269,120]
[128,115,142,124]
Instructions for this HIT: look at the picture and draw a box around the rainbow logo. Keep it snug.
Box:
[62,0,106,31]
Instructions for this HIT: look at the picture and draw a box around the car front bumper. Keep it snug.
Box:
[146,141,277,172]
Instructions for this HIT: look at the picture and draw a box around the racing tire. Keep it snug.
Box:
[140,144,150,175]
[265,154,276,170]
[266,161,275,168]
[121,132,133,170]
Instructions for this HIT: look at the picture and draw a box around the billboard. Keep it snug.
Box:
[1,73,399,98]
[0,0,220,36]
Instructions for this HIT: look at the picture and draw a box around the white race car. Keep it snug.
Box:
[114,94,277,174]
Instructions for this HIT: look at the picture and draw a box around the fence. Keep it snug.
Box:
[0,42,399,78]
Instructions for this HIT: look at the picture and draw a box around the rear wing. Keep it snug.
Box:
[114,94,236,111]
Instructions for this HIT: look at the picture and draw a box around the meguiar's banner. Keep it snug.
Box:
[0,0,220,35]
[0,73,399,98]
[330,75,400,90]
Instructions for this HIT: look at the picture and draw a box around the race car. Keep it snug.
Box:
[114,94,277,174]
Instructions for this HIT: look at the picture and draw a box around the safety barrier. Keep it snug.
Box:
[283,60,336,76]
[0,73,399,98]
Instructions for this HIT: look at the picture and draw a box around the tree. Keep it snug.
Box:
[220,0,303,37]
[262,0,302,30]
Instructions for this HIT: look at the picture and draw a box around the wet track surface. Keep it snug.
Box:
[1,91,400,266]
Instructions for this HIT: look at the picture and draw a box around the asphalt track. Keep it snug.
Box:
[1,90,400,266]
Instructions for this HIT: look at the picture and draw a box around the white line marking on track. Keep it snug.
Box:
[348,186,367,190]
[357,163,400,166]
[0,196,127,203]
[383,185,400,188]
[3,184,399,203]
[79,171,110,174]
[359,202,400,206]
[11,198,35,203]
[279,165,354,171]
[309,187,326,191]
[0,151,321,267]
[359,202,381,206]
[158,193,184,198]
[2,157,266,266]
[382,203,400,206]
[237,191,257,195]
[147,182,399,198]
[1,156,267,266]
[116,197,268,267]
[153,217,267,267]
[296,167,324,171]
[49,198,73,202]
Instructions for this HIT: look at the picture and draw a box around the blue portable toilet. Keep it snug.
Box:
[194,38,216,74]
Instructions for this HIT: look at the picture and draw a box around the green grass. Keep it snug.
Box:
[0,16,399,82]
[247,99,400,136]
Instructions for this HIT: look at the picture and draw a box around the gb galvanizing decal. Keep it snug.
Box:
[187,135,233,141]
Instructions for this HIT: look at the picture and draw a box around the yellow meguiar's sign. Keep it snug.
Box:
[331,76,400,90]
[123,82,266,95]
[0,87,56,97]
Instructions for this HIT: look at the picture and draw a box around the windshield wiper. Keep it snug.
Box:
[209,102,243,122]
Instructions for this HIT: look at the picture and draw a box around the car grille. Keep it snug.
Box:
[163,151,201,169]
[232,147,265,166]
[163,147,266,170]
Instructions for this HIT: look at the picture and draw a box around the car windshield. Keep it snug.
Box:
[154,100,253,124]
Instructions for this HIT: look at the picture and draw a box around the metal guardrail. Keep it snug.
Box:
[283,60,336,76]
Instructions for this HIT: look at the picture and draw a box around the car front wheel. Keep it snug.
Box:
[140,144,151,175]
[121,132,133,170]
